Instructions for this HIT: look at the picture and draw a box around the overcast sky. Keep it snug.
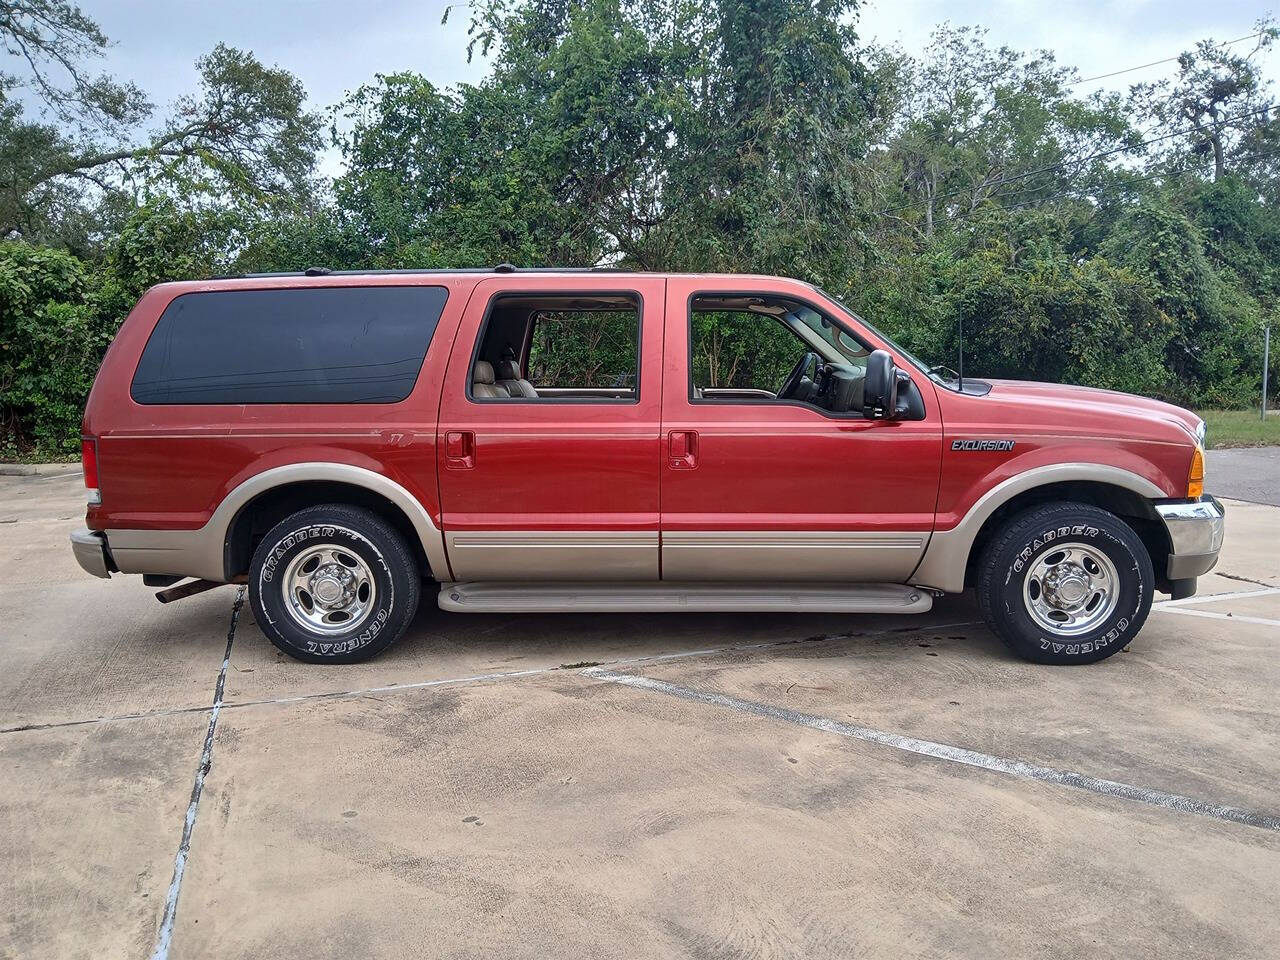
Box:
[56,1,1280,175]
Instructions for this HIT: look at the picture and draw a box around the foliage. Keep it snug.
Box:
[3,1,1280,455]
[528,310,639,388]
[0,241,103,453]
[0,0,323,251]
[691,311,807,391]
[1129,19,1278,182]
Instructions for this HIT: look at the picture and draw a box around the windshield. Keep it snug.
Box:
[812,286,959,389]
[791,304,868,366]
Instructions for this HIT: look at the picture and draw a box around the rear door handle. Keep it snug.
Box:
[668,430,698,470]
[444,430,475,470]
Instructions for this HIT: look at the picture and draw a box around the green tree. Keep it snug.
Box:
[0,241,102,452]
[1129,21,1278,181]
[880,25,1135,234]
[0,0,322,248]
[1101,198,1262,405]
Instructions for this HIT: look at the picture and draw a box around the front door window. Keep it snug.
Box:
[689,295,871,414]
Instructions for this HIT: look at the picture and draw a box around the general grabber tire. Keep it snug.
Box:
[249,504,420,664]
[976,502,1154,665]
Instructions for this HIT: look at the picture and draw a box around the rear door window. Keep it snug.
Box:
[131,286,448,404]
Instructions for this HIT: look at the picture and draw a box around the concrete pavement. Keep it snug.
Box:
[2,472,1279,959]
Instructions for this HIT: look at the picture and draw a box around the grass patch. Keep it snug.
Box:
[1197,410,1280,449]
[560,660,601,670]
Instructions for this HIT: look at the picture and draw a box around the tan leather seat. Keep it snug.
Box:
[496,360,539,399]
[472,360,510,399]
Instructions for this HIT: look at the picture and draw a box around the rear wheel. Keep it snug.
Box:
[249,504,420,664]
[976,502,1153,665]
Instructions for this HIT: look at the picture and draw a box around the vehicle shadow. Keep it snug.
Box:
[382,589,1011,668]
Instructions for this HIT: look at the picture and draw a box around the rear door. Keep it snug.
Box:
[659,276,943,581]
[437,275,666,581]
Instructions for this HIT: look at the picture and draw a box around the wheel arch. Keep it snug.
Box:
[215,463,449,583]
[912,464,1169,594]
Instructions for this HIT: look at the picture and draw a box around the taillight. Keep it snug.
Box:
[82,437,101,505]
[1187,447,1204,500]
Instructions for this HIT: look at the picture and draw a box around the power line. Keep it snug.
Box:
[1072,31,1266,85]
[932,145,1280,227]
[958,113,1278,212]
[877,104,1272,218]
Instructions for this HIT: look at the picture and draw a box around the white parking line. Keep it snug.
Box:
[1153,607,1280,628]
[219,620,982,713]
[1153,587,1280,609]
[586,668,1280,832]
[0,620,983,733]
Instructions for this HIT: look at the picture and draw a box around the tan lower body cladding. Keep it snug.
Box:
[660,530,926,581]
[444,529,926,582]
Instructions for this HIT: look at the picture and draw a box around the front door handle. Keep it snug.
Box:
[445,430,475,470]
[668,430,698,470]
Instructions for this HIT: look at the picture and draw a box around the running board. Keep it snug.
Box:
[438,581,932,614]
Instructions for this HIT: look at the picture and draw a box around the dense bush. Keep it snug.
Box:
[0,243,106,455]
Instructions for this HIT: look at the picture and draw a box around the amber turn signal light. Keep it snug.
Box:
[1187,446,1204,500]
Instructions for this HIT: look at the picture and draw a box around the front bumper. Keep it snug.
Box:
[70,528,113,579]
[1155,495,1225,580]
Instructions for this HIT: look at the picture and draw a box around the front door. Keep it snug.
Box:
[659,276,942,581]
[438,275,666,581]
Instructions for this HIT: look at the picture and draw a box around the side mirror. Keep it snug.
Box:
[863,349,899,419]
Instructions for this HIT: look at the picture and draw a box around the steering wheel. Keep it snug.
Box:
[777,351,820,401]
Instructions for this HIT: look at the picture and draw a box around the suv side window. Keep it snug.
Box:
[689,294,871,413]
[131,286,448,405]
[469,293,640,402]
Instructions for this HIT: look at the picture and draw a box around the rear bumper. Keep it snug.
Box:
[70,528,113,579]
[1155,496,1225,580]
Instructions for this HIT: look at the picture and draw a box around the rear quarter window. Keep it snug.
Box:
[130,286,448,404]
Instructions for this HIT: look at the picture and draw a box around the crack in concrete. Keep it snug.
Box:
[586,668,1280,834]
[149,586,244,960]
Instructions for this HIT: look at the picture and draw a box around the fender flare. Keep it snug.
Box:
[215,462,451,581]
[911,462,1166,594]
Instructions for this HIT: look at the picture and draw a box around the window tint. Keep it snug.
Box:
[131,286,447,404]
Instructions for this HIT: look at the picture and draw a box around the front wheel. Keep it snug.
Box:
[249,504,420,664]
[976,502,1153,665]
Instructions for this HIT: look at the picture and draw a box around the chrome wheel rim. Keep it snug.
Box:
[281,540,376,636]
[1022,541,1119,637]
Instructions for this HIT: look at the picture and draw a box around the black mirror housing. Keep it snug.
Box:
[863,349,899,418]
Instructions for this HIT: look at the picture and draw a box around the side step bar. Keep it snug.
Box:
[438,581,932,614]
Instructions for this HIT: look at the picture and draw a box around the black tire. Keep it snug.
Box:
[249,504,420,664]
[976,502,1153,665]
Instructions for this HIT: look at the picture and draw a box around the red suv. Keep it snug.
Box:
[71,268,1223,665]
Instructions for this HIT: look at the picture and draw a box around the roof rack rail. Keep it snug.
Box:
[210,265,631,280]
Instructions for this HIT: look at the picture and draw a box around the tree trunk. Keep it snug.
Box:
[924,167,936,236]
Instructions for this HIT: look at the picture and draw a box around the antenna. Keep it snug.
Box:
[957,314,964,391]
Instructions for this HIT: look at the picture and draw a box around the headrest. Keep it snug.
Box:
[497,360,522,381]
[473,360,496,385]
